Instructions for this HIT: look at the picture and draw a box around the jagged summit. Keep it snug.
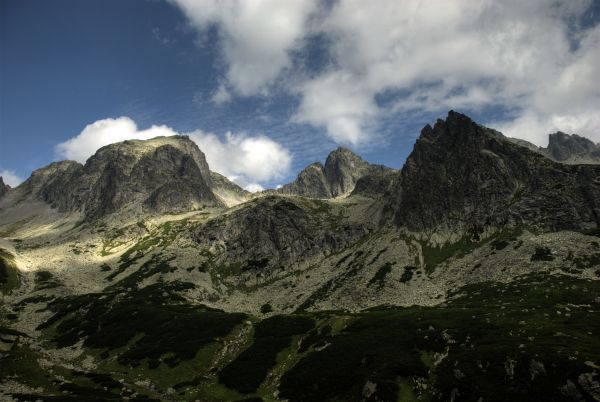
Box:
[386,110,600,235]
[278,146,393,198]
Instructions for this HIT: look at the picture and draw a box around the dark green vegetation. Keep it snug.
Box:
[280,273,600,402]
[399,265,417,283]
[0,247,19,293]
[218,315,315,393]
[4,273,599,401]
[35,270,61,290]
[420,227,524,273]
[368,262,395,288]
[531,246,555,261]
[39,282,246,369]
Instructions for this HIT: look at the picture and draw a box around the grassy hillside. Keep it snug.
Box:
[3,272,599,401]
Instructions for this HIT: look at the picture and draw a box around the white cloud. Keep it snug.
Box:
[171,0,317,96]
[300,0,600,144]
[54,117,291,188]
[0,169,24,187]
[244,183,265,193]
[55,117,177,163]
[293,71,378,144]
[189,131,292,186]
[172,0,600,146]
[211,83,232,105]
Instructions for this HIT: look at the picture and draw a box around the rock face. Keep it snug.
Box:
[386,111,600,236]
[0,177,9,199]
[17,136,224,220]
[210,172,251,207]
[194,196,366,271]
[279,147,392,198]
[507,132,600,164]
[545,132,600,164]
[277,163,331,198]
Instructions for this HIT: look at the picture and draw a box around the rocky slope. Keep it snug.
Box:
[278,147,392,198]
[209,171,251,207]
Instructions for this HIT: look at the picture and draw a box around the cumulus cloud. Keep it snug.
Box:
[171,0,317,96]
[54,117,291,188]
[189,130,292,187]
[0,169,24,187]
[172,0,600,146]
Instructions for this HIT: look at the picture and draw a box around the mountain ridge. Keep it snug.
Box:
[385,111,600,238]
[1,111,600,401]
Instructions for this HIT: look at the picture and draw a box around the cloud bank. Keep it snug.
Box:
[55,117,291,191]
[172,0,600,146]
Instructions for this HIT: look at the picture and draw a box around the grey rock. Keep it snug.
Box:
[529,359,546,381]
[507,132,600,164]
[546,132,600,164]
[0,177,10,199]
[209,172,250,207]
[17,136,223,220]
[278,163,331,198]
[278,147,393,198]
[19,160,83,207]
[578,373,600,402]
[351,170,397,198]
[194,195,366,271]
[385,111,600,235]
[561,379,585,401]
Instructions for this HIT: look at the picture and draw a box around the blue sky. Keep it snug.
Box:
[1,0,599,190]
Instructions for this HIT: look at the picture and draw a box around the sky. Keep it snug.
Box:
[1,0,600,190]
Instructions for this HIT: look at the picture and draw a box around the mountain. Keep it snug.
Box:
[546,131,600,163]
[507,131,600,164]
[278,147,393,198]
[3,136,234,221]
[386,111,600,237]
[1,114,600,402]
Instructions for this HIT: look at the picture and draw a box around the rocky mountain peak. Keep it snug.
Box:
[323,147,372,196]
[547,131,600,162]
[279,148,393,198]
[87,135,213,186]
[388,111,600,235]
[10,135,225,220]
